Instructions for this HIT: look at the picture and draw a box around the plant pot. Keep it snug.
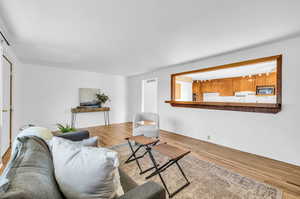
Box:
[98,103,102,108]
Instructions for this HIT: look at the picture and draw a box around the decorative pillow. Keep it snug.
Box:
[18,126,53,140]
[47,136,98,151]
[50,137,120,199]
[80,136,98,147]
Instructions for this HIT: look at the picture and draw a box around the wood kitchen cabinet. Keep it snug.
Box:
[219,79,234,96]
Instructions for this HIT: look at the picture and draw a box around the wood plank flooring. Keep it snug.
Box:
[86,122,300,199]
[1,122,299,198]
[0,148,11,174]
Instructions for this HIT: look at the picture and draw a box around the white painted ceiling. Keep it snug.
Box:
[0,1,300,76]
[182,60,276,81]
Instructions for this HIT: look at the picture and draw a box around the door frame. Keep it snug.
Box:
[141,78,158,113]
[1,54,13,152]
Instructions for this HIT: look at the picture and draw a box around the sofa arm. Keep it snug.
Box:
[117,181,166,199]
[55,130,90,141]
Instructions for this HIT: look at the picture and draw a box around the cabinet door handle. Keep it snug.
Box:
[2,109,8,112]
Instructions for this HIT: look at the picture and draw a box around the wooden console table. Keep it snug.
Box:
[71,107,110,128]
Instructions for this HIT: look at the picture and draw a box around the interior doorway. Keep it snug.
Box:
[0,54,13,159]
[141,78,158,113]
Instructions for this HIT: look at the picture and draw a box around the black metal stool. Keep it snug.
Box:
[145,143,191,198]
[125,136,159,175]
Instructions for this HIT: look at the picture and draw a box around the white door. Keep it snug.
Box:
[142,78,157,113]
[0,54,12,158]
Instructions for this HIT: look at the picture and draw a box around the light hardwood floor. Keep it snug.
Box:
[87,123,300,199]
[1,122,300,199]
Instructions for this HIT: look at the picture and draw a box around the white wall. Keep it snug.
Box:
[13,64,128,138]
[177,81,192,101]
[127,35,300,166]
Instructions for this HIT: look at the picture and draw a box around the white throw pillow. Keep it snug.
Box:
[18,127,53,140]
[51,137,120,199]
[81,136,98,147]
[55,136,98,147]
[47,136,98,151]
[49,136,124,197]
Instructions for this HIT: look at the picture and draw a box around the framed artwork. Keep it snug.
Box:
[79,88,100,106]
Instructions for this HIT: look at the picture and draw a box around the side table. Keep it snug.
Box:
[71,107,110,128]
[125,136,159,175]
[146,143,191,198]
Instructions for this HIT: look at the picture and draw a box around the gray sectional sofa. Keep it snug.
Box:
[0,131,166,199]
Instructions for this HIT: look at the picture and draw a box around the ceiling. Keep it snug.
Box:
[182,60,276,81]
[0,1,300,76]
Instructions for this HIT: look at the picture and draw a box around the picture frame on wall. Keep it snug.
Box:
[79,88,100,106]
[256,85,275,95]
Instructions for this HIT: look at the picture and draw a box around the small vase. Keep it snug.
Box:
[98,103,102,108]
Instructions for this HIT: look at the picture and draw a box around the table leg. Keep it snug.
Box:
[146,147,171,196]
[145,148,190,198]
[104,111,107,126]
[71,113,76,128]
[107,111,110,125]
[125,139,158,175]
[126,139,143,174]
[176,161,190,184]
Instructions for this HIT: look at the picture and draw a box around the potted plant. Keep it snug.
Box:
[56,123,76,133]
[96,92,110,107]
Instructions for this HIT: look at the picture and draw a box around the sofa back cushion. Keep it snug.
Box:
[0,136,64,199]
[55,130,90,141]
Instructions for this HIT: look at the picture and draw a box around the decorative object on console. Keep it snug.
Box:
[95,91,110,108]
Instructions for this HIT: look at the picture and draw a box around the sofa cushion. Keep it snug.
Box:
[55,130,90,141]
[118,168,137,193]
[0,136,64,199]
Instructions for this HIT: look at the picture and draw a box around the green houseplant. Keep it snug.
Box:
[96,92,110,107]
[56,123,76,133]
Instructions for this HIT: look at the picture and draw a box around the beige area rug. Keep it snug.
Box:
[111,143,282,199]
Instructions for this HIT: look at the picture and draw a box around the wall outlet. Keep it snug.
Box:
[207,135,211,140]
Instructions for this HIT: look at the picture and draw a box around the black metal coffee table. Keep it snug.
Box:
[145,143,191,198]
[125,136,159,174]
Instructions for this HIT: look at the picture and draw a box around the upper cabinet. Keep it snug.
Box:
[166,55,282,113]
